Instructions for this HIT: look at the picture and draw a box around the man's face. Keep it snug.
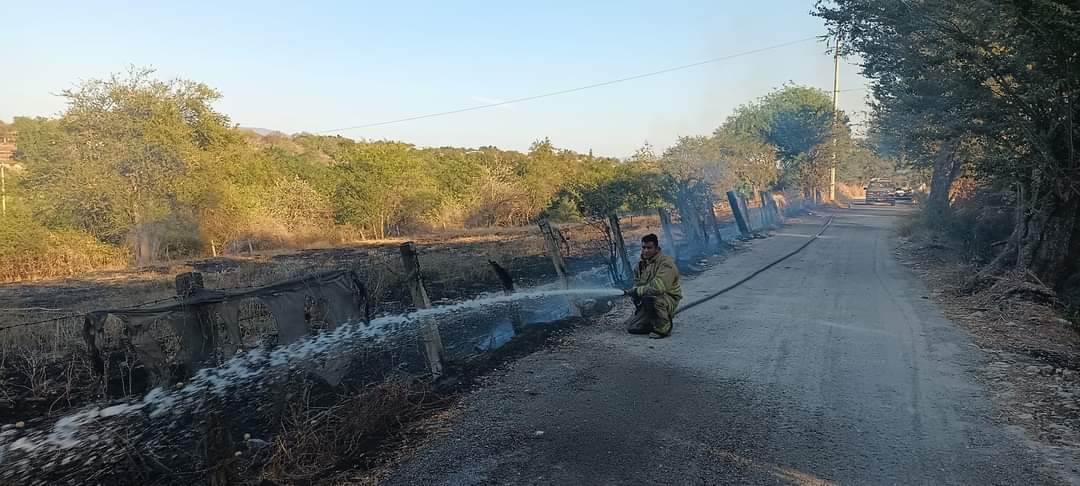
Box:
[641,241,659,260]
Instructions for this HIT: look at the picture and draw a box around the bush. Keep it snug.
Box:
[0,213,129,281]
[945,189,1015,263]
[896,214,927,239]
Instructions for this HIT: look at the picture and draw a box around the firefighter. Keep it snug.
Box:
[623,233,682,338]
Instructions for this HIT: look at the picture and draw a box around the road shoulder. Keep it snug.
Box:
[897,234,1080,484]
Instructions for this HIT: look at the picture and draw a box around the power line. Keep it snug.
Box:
[316,36,821,134]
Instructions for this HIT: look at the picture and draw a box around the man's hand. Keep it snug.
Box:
[622,287,635,297]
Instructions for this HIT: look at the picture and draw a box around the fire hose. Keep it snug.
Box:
[674,216,834,316]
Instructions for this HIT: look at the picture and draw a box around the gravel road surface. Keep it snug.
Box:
[387,207,1049,485]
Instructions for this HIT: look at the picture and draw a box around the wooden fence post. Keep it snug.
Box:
[537,219,569,283]
[727,191,751,238]
[657,208,679,263]
[398,242,432,308]
[399,242,443,377]
[489,260,524,332]
[538,219,580,317]
[607,213,633,284]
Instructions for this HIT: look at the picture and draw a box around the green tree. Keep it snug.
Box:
[16,67,232,263]
[558,163,665,282]
[816,0,1080,289]
[722,85,848,194]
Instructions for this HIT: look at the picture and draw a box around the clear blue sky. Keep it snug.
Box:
[2,0,869,158]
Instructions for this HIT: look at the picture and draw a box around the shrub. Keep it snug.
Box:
[0,213,129,281]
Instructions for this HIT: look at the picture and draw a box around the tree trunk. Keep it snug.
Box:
[1017,184,1080,288]
[658,208,680,262]
[608,213,634,284]
[674,195,704,256]
[131,224,160,266]
[982,178,1080,290]
[926,139,960,221]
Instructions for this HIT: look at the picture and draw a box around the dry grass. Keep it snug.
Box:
[255,378,439,484]
[836,182,865,202]
[0,229,131,283]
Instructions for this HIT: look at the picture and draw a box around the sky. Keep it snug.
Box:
[2,0,870,158]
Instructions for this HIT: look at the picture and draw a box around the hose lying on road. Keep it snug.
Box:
[674,216,835,316]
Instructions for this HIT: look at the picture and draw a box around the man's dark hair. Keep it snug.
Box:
[642,234,660,246]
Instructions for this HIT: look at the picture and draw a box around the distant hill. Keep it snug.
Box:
[237,126,289,137]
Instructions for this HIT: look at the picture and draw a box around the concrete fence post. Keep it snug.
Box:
[767,193,784,224]
[726,191,751,238]
[759,191,774,228]
[705,196,724,247]
[741,195,756,232]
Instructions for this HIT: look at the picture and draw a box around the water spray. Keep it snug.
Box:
[0,286,624,477]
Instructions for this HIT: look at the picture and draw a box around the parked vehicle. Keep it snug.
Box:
[894,185,914,202]
[865,179,896,205]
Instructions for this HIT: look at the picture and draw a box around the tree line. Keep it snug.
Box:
[816,0,1080,295]
[0,67,878,281]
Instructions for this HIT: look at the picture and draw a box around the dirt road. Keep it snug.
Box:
[387,207,1050,485]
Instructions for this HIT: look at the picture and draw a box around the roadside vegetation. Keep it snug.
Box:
[0,68,888,282]
[818,0,1080,316]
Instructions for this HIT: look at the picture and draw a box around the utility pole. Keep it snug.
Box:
[830,34,842,202]
[1,162,6,217]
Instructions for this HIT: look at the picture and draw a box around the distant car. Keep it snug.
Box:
[894,186,914,202]
[865,180,896,205]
